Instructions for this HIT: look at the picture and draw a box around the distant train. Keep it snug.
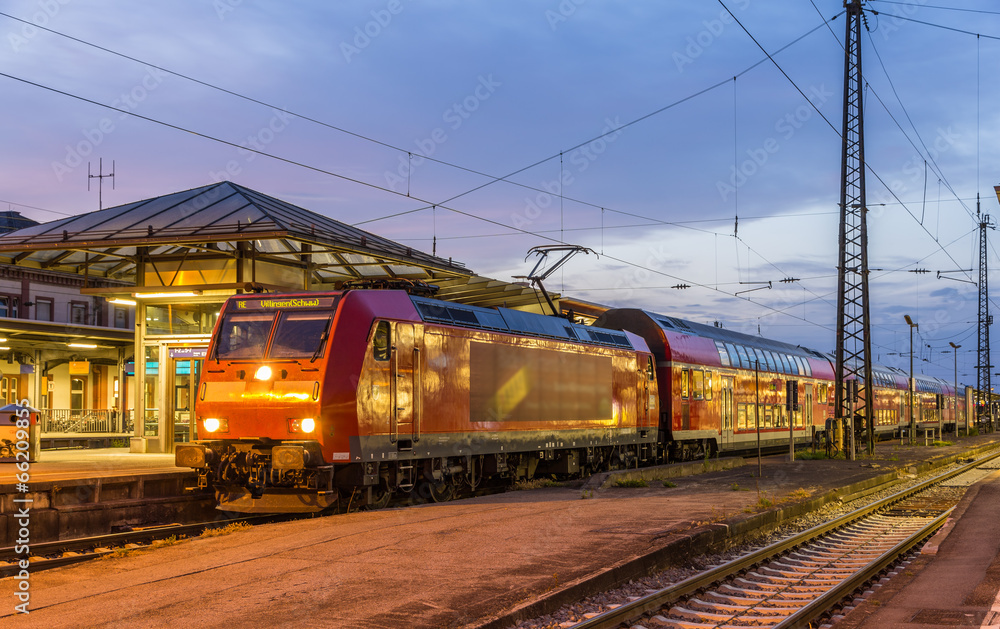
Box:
[176,288,967,513]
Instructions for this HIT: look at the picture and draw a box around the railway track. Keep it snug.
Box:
[567,449,1000,629]
[0,513,300,578]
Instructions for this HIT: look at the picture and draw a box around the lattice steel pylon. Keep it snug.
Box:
[977,199,995,431]
[834,0,875,455]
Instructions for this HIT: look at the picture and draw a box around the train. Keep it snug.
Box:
[175,287,968,513]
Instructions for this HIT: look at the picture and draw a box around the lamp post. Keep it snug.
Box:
[905,315,918,444]
[950,342,962,434]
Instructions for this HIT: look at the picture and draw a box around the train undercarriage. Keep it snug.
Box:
[176,439,661,513]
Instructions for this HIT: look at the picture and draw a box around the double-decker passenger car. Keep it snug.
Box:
[177,290,659,512]
[594,309,836,459]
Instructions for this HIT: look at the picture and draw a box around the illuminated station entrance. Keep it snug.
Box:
[0,182,552,453]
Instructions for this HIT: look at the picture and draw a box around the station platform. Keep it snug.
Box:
[0,448,212,546]
[2,435,1000,629]
[840,460,1000,628]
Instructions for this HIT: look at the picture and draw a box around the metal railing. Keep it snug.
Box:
[39,409,134,434]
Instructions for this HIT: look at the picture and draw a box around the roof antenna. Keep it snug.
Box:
[88,158,115,210]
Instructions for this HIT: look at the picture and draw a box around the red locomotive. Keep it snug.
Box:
[176,289,659,512]
[177,289,968,513]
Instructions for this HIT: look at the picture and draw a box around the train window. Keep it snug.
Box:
[763,406,773,427]
[646,356,655,381]
[704,371,713,400]
[725,343,740,368]
[754,350,767,371]
[819,383,829,404]
[692,370,704,400]
[766,351,779,373]
[681,369,689,399]
[270,312,334,359]
[214,313,275,359]
[373,321,390,362]
[715,341,731,367]
[738,345,752,369]
[779,354,792,374]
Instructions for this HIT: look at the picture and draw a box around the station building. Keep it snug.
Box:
[0,182,557,454]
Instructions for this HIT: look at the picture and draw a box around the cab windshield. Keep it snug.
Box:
[270,312,333,359]
[215,313,275,359]
[213,311,333,360]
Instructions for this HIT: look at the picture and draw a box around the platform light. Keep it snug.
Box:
[254,365,273,381]
[108,298,137,306]
[134,291,202,299]
[67,343,98,349]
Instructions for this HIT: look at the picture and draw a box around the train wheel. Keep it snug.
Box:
[421,479,455,503]
[368,482,392,510]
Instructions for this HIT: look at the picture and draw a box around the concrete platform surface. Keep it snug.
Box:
[840,464,1000,629]
[2,436,999,629]
[0,448,179,485]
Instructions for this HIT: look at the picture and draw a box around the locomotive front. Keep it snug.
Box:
[175,293,344,513]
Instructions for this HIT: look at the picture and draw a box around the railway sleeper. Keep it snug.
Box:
[687,597,805,613]
[733,576,829,593]
[669,605,790,623]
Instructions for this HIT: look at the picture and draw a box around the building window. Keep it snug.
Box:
[70,301,88,325]
[35,297,53,322]
[0,295,19,318]
[114,306,129,329]
[71,377,86,411]
[0,376,17,405]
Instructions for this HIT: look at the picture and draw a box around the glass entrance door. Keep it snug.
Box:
[171,357,202,445]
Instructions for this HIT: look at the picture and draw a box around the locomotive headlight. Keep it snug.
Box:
[203,417,228,433]
[254,365,273,381]
[288,417,317,433]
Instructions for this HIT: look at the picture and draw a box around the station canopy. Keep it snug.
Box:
[0,182,553,309]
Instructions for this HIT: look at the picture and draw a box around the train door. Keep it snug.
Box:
[720,377,734,448]
[391,322,422,448]
[640,355,653,426]
[804,384,813,431]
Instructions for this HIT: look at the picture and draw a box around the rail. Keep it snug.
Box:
[571,447,1000,629]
